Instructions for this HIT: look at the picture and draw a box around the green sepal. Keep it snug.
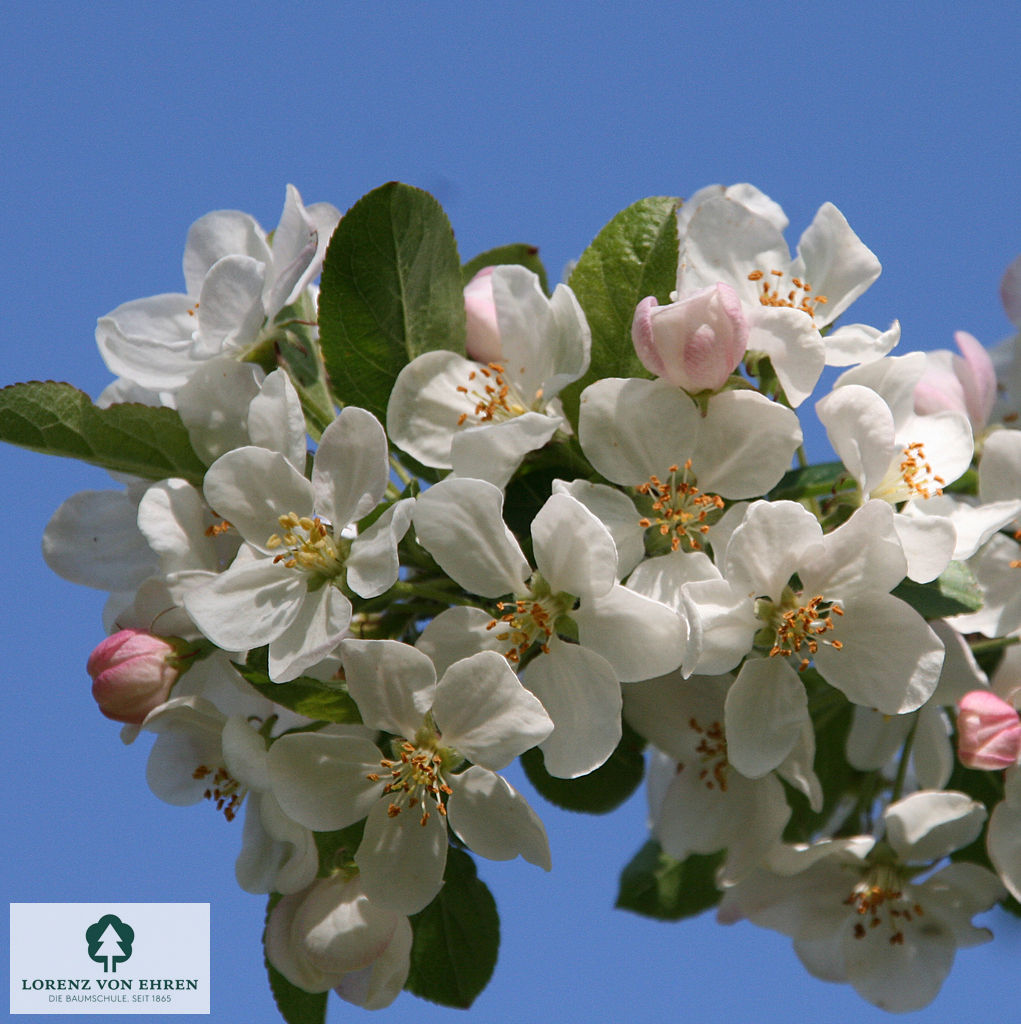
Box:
[263,894,328,1024]
[520,720,645,814]
[313,821,366,878]
[462,243,549,294]
[559,195,680,427]
[238,648,362,724]
[318,182,465,424]
[615,839,723,921]
[404,848,499,1009]
[769,460,852,501]
[271,307,336,437]
[891,559,983,619]
[0,380,207,485]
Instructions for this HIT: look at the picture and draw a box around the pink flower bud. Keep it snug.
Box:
[631,284,749,393]
[463,266,503,364]
[87,629,181,724]
[956,690,1021,770]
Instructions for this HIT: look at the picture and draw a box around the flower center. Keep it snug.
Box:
[367,730,455,827]
[486,574,576,663]
[192,764,246,822]
[456,362,539,426]
[756,587,844,671]
[871,441,946,503]
[682,716,729,792]
[635,461,724,553]
[266,512,346,582]
[747,269,828,322]
[844,864,921,946]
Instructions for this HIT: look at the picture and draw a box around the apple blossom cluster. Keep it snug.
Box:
[6,180,1021,1020]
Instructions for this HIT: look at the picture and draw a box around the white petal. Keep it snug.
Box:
[552,478,646,578]
[450,412,561,488]
[531,492,617,599]
[414,606,503,676]
[748,306,825,407]
[724,499,821,598]
[433,651,553,771]
[346,499,414,599]
[193,255,267,357]
[988,799,1021,902]
[357,798,448,914]
[884,790,986,864]
[824,320,900,367]
[447,765,551,869]
[816,384,896,494]
[176,358,264,463]
[891,511,956,583]
[313,407,389,527]
[247,369,308,472]
[523,638,622,778]
[413,477,530,597]
[183,209,270,295]
[267,732,383,831]
[268,586,352,683]
[340,639,436,738]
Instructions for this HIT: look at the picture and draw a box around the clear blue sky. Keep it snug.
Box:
[3,3,1020,1021]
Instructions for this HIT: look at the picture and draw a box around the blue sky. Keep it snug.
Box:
[3,3,1020,1021]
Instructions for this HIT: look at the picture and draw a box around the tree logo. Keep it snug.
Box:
[85,914,135,973]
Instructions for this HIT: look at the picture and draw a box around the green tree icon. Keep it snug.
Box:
[85,914,134,973]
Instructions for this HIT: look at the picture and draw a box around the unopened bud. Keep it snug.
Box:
[463,266,503,364]
[87,629,182,724]
[631,284,748,393]
[956,690,1021,770]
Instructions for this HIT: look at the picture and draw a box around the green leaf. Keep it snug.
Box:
[892,560,983,619]
[318,182,465,423]
[0,381,206,484]
[263,895,328,1024]
[769,460,852,501]
[520,720,645,814]
[405,848,499,1008]
[559,195,680,425]
[616,839,723,921]
[237,650,362,724]
[462,243,549,294]
[272,311,336,436]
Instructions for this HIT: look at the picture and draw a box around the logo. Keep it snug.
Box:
[85,914,135,973]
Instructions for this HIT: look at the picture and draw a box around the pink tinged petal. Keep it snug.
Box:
[956,690,1021,770]
[552,478,647,578]
[446,765,551,869]
[823,320,900,367]
[814,593,944,714]
[267,732,384,832]
[816,385,897,495]
[95,293,203,390]
[747,306,826,407]
[340,639,437,738]
[203,447,314,549]
[183,209,270,296]
[794,202,881,326]
[953,330,997,431]
[193,255,267,357]
[798,499,906,598]
[632,284,748,393]
[531,492,617,600]
[414,607,503,676]
[723,499,821,598]
[693,390,803,497]
[412,477,530,597]
[176,359,265,463]
[523,638,622,778]
[346,499,414,599]
[450,412,561,488]
[247,369,308,473]
[1002,254,1021,327]
[357,797,448,915]
[269,586,353,683]
[183,558,305,653]
[433,651,553,770]
[42,489,156,590]
[577,377,701,487]
[725,658,809,778]
[573,584,686,681]
[463,266,502,364]
[335,915,412,1011]
[313,407,389,527]
[884,790,986,864]
[386,350,477,469]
